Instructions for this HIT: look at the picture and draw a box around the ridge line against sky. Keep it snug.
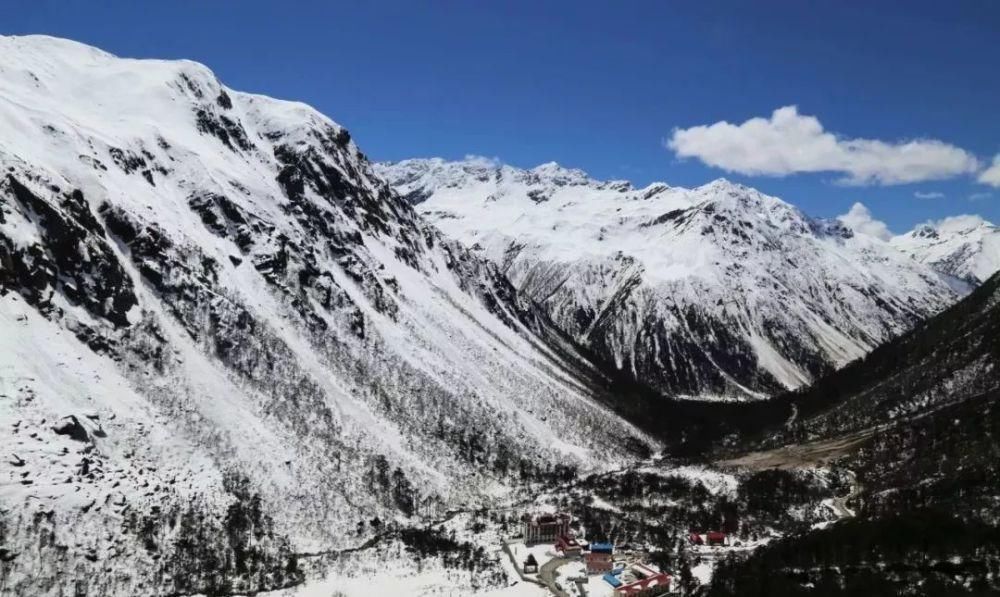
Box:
[2,0,998,231]
[388,154,991,240]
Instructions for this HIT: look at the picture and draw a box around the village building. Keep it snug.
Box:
[555,533,583,556]
[522,553,539,574]
[521,512,571,545]
[606,563,671,596]
[615,572,671,596]
[603,572,623,588]
[586,542,615,574]
[690,530,728,546]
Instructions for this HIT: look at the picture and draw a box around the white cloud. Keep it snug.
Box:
[978,155,1000,187]
[837,202,893,240]
[969,191,993,201]
[462,154,503,169]
[914,191,945,199]
[931,214,988,232]
[666,106,980,186]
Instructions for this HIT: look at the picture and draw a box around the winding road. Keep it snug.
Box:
[538,556,574,597]
[828,470,861,519]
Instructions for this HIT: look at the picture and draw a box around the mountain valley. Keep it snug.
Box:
[1,34,999,597]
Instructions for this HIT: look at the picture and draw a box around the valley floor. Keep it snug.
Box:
[717,431,873,470]
[236,456,847,597]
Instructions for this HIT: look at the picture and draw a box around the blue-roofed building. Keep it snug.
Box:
[590,542,614,553]
[586,542,614,574]
[603,572,622,587]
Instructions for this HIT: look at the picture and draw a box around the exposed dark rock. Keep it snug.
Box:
[216,90,233,109]
[2,177,138,329]
[195,108,253,152]
[51,416,89,442]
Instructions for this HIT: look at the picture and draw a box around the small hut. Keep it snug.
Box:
[523,553,539,574]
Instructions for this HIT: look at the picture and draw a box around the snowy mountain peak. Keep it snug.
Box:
[2,34,222,114]
[376,157,642,207]
[912,223,940,239]
[892,215,1000,284]
[698,177,743,193]
[2,33,115,62]
[527,160,593,185]
[680,179,819,239]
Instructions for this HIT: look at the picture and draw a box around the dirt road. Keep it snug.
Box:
[538,556,574,597]
[717,430,865,522]
[716,428,874,470]
[828,469,861,519]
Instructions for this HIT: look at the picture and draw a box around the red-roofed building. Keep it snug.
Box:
[707,531,727,546]
[555,534,582,556]
[585,547,614,574]
[614,571,671,596]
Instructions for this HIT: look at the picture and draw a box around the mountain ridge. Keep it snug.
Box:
[892,214,1000,285]
[376,156,970,400]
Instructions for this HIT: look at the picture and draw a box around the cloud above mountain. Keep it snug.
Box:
[666,106,980,186]
[462,154,503,169]
[930,214,989,232]
[838,202,893,240]
[979,155,1000,188]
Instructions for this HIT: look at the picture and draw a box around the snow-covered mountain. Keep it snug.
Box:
[892,215,1000,285]
[0,36,655,595]
[376,157,962,400]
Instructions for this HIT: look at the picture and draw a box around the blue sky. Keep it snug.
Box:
[4,1,999,231]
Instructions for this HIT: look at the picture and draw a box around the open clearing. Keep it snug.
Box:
[716,428,874,471]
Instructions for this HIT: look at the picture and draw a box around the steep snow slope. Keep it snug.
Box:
[0,36,653,596]
[759,268,1000,450]
[376,157,960,400]
[892,215,1000,285]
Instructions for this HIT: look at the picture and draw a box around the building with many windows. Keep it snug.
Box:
[521,512,571,544]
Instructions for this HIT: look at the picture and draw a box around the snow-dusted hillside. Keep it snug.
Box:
[892,215,1000,285]
[0,36,655,596]
[376,157,961,400]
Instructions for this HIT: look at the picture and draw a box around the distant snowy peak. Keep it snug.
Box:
[892,215,1000,284]
[382,158,806,232]
[377,157,960,401]
[377,156,653,205]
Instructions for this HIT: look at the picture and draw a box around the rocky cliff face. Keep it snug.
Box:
[0,36,653,596]
[377,157,961,400]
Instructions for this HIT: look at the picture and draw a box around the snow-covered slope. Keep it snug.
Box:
[0,36,655,596]
[892,215,1000,285]
[376,157,961,400]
